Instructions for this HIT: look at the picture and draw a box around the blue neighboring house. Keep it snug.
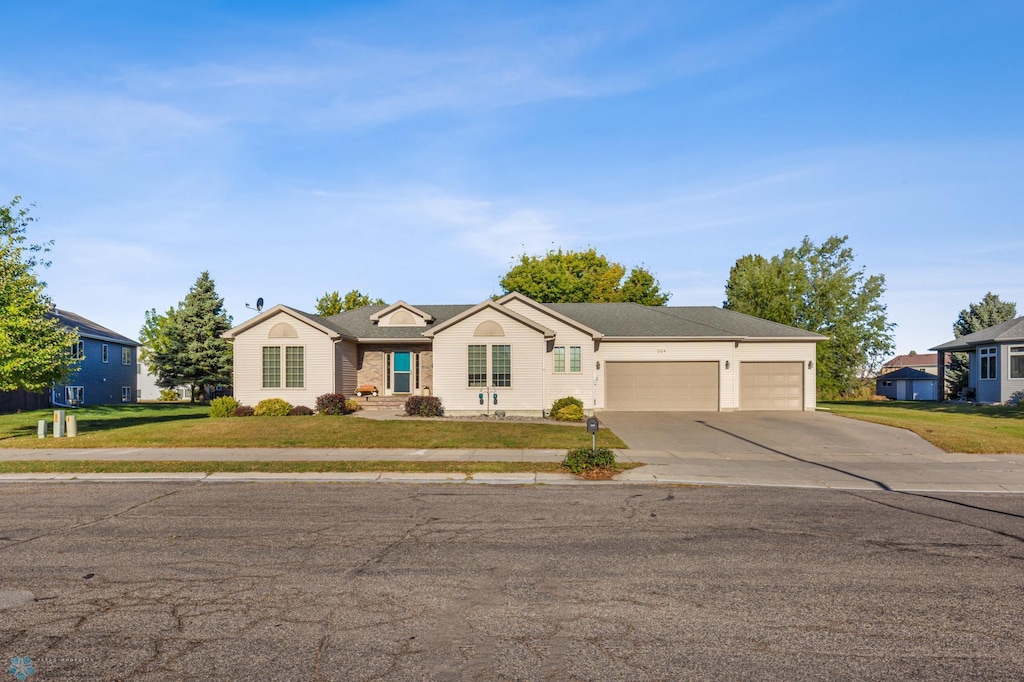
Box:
[50,309,139,407]
[932,315,1024,403]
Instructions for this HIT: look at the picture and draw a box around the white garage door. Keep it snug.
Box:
[605,362,719,411]
[740,362,803,411]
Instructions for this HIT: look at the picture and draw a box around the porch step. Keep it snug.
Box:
[356,396,409,411]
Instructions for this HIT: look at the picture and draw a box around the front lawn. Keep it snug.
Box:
[0,404,627,450]
[822,401,1024,453]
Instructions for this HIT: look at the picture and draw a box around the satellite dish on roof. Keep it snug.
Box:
[245,297,265,313]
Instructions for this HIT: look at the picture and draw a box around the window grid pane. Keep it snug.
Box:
[285,347,304,388]
[492,345,511,387]
[262,347,281,388]
[569,346,581,373]
[468,345,487,387]
[554,347,565,373]
[1011,355,1024,380]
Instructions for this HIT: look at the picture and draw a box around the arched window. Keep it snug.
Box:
[390,310,416,325]
[474,321,505,337]
[268,322,298,338]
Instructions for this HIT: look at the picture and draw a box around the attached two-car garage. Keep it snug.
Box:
[603,360,805,411]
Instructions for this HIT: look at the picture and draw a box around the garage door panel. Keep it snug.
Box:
[605,362,718,411]
[740,362,803,411]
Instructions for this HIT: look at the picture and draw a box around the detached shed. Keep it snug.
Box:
[876,368,939,401]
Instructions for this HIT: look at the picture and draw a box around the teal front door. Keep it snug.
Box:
[394,352,411,393]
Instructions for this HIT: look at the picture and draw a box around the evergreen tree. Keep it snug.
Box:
[0,197,79,392]
[150,272,232,401]
[946,292,1017,397]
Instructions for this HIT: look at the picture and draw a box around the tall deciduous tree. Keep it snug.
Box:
[315,289,386,316]
[724,235,895,398]
[148,272,233,401]
[499,248,670,305]
[946,292,1017,396]
[0,197,79,392]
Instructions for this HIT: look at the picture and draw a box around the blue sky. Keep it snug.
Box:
[2,1,1022,356]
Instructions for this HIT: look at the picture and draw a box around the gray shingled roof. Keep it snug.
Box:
[876,367,938,381]
[326,305,473,339]
[544,303,824,339]
[656,307,826,339]
[51,309,139,346]
[318,301,822,340]
[931,316,1024,351]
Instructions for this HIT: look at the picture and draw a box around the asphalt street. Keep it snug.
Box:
[1,483,1023,680]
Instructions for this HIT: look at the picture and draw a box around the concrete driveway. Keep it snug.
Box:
[597,410,946,457]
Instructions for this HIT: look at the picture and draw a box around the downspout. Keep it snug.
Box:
[937,350,946,401]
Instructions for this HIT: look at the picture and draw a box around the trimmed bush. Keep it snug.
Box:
[233,405,255,417]
[159,388,179,402]
[550,396,583,418]
[254,398,293,417]
[344,398,362,413]
[316,393,348,415]
[562,446,616,474]
[555,404,585,422]
[405,395,444,417]
[288,405,314,416]
[1009,390,1024,408]
[209,396,240,419]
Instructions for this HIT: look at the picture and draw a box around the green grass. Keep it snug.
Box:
[822,400,1024,453]
[0,404,627,450]
[0,460,644,474]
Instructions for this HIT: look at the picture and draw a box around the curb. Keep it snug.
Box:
[0,473,1021,493]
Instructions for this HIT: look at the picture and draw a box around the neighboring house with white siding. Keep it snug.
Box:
[223,292,825,415]
[931,316,1024,403]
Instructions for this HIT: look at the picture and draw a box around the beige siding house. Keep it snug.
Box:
[223,292,825,415]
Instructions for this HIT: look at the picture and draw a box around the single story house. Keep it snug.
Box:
[879,352,946,376]
[931,315,1024,404]
[51,309,139,407]
[875,367,939,401]
[223,293,824,415]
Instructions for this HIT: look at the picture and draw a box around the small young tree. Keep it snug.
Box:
[0,197,79,392]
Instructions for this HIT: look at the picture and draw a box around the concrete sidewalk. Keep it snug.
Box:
[1,446,1023,492]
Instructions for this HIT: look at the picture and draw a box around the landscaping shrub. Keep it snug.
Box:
[344,398,361,413]
[159,388,179,402]
[315,393,349,415]
[405,395,444,417]
[288,405,314,416]
[209,396,239,419]
[554,404,585,422]
[1008,390,1024,408]
[550,396,583,418]
[562,446,616,474]
[233,405,254,417]
[254,398,293,417]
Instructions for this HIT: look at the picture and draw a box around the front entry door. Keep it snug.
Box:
[394,352,411,394]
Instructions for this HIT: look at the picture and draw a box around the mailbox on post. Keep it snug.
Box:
[586,417,599,454]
